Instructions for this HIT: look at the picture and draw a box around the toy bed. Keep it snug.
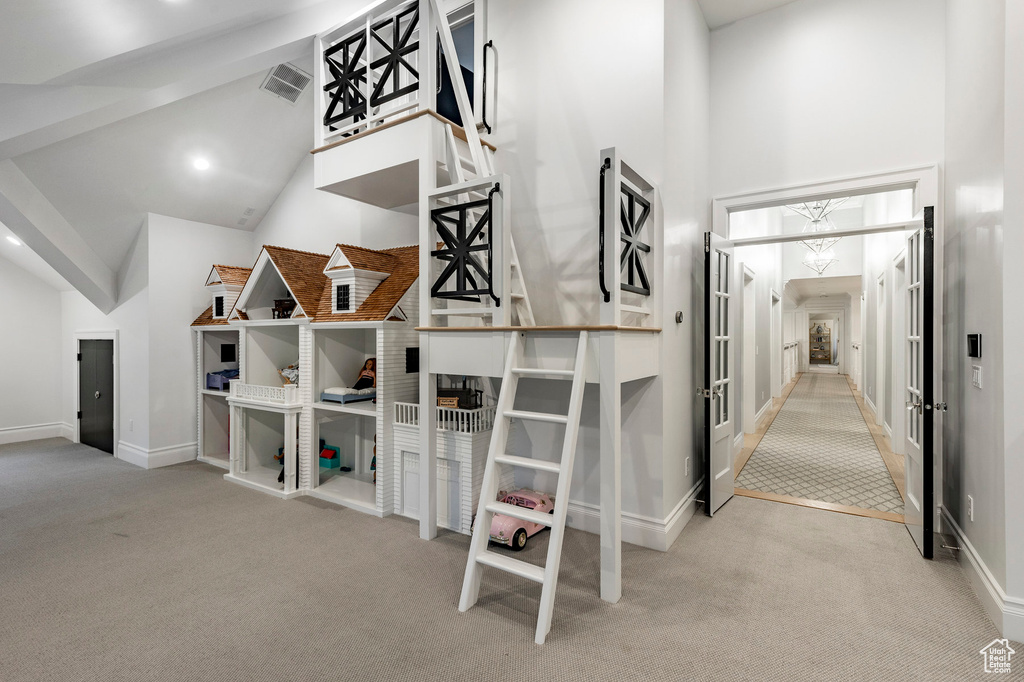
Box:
[206,369,239,390]
[320,387,376,404]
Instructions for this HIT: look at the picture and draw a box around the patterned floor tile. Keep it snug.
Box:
[735,374,904,514]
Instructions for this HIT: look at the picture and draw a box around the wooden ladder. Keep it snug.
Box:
[444,126,535,326]
[458,330,588,644]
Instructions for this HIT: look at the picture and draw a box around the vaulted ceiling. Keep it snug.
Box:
[0,0,800,312]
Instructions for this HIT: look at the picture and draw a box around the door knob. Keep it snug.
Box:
[95,391,101,399]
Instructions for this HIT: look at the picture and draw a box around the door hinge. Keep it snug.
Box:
[77,411,82,420]
[704,232,711,253]
[697,388,711,398]
[931,402,948,412]
[77,352,82,361]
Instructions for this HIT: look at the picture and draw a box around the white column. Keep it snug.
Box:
[599,331,621,603]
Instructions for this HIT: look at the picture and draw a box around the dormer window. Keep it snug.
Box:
[214,296,225,318]
[335,284,351,312]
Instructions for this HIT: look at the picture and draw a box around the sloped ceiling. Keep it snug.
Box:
[13,65,314,270]
[697,0,800,29]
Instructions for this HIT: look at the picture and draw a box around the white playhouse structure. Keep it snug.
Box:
[188,0,665,646]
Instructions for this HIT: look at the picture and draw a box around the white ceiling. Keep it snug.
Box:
[786,275,861,304]
[696,0,800,29]
[0,0,327,85]
[0,222,73,291]
[13,65,314,270]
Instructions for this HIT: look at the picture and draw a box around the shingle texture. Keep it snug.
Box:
[262,246,331,319]
[314,244,418,322]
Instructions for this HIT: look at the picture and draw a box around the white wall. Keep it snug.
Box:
[735,243,782,432]
[943,0,1011,630]
[61,223,150,453]
[710,0,945,197]
[147,214,252,453]
[0,254,64,440]
[253,154,418,257]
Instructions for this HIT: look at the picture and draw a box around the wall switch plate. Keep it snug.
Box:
[968,495,974,522]
[972,365,983,389]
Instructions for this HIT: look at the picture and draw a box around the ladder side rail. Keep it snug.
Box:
[509,236,536,326]
[459,332,522,611]
[534,331,589,643]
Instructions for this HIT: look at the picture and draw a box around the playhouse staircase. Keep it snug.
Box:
[443,125,535,326]
[458,330,588,644]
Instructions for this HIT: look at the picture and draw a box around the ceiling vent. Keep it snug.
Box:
[260,63,311,105]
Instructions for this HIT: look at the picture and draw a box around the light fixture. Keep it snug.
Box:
[193,157,211,171]
[6,235,21,246]
[803,248,837,276]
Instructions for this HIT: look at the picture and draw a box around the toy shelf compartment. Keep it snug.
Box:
[235,409,290,492]
[313,327,377,410]
[311,413,378,513]
[200,392,231,467]
[246,325,301,389]
[201,329,240,393]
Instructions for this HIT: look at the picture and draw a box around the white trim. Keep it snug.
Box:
[941,506,1024,641]
[0,422,73,445]
[754,397,772,427]
[223,473,304,499]
[883,421,894,441]
[733,431,745,456]
[116,441,197,469]
[865,394,877,418]
[564,481,703,552]
[74,331,119,460]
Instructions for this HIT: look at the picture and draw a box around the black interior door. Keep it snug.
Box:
[79,340,114,454]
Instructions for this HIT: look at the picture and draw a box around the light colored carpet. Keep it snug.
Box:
[0,438,1016,681]
[736,373,904,514]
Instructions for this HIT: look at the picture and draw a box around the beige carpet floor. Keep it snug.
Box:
[0,438,1018,681]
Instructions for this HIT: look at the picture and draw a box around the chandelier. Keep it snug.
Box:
[786,197,849,276]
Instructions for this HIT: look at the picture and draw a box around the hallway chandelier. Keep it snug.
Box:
[786,197,849,276]
[803,248,838,276]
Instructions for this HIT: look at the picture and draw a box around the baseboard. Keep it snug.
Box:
[941,506,1024,641]
[0,422,70,445]
[754,398,772,426]
[116,441,197,469]
[865,394,877,418]
[733,432,744,456]
[565,481,702,552]
[883,422,893,440]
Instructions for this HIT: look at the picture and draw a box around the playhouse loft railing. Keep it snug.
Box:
[598,148,657,327]
[394,402,497,433]
[315,0,488,163]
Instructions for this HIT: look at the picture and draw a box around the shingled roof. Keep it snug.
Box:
[314,244,418,322]
[191,264,252,327]
[261,246,331,319]
[209,264,252,287]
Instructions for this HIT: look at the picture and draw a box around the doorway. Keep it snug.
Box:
[77,337,116,455]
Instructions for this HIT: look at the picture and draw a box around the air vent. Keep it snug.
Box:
[260,63,311,104]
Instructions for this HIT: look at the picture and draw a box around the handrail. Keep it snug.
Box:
[598,157,612,303]
[487,182,501,308]
[481,40,494,134]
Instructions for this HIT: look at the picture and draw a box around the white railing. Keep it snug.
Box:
[394,402,497,434]
[230,381,300,406]
[315,0,431,147]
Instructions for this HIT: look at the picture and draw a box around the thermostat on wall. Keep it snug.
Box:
[967,333,982,358]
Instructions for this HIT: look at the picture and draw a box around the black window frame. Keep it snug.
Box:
[336,284,351,312]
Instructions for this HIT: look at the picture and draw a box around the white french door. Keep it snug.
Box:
[903,208,934,558]
[704,232,735,516]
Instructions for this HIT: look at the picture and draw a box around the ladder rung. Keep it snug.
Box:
[512,367,574,378]
[486,500,554,527]
[476,551,545,583]
[432,308,499,317]
[620,304,651,315]
[494,453,562,474]
[511,293,524,300]
[504,409,568,425]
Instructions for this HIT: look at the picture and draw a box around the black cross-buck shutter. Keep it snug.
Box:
[214,296,224,317]
[337,284,351,311]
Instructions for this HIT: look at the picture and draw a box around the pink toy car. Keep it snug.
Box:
[488,489,555,551]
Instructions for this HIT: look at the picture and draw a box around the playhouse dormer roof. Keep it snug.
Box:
[191,265,252,327]
[231,245,330,321]
[206,264,252,288]
[314,244,419,322]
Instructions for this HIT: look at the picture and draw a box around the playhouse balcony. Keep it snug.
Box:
[228,381,301,408]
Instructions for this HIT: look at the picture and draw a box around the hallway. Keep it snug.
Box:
[735,373,904,519]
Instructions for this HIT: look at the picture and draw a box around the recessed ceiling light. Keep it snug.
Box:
[193,157,211,171]
[6,236,21,246]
